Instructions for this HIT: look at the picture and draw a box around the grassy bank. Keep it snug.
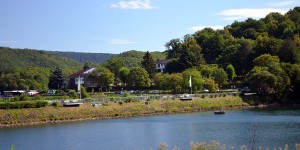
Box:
[0,96,247,127]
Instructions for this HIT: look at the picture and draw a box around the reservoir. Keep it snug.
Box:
[0,108,299,149]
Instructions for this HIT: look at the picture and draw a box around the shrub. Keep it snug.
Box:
[124,91,130,97]
[19,94,30,101]
[201,95,205,98]
[52,102,60,107]
[0,101,48,109]
[33,95,43,100]
[13,96,20,102]
[118,101,123,105]
[80,86,90,99]
[69,90,78,99]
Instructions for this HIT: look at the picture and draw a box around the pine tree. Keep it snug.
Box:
[48,67,65,90]
[141,51,156,79]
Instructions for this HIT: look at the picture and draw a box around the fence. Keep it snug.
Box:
[48,92,237,105]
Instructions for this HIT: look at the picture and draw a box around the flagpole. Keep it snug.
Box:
[78,76,82,99]
[189,75,192,95]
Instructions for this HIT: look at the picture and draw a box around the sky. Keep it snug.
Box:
[0,0,299,54]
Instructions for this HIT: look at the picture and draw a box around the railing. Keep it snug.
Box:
[47,92,237,105]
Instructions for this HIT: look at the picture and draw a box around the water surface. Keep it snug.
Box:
[0,108,299,149]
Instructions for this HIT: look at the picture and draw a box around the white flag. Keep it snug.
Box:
[189,75,192,87]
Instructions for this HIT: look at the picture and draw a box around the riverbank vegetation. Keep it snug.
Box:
[157,141,300,150]
[0,96,247,126]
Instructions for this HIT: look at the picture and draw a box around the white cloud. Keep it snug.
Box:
[111,0,157,10]
[218,8,289,21]
[267,1,299,7]
[109,39,136,45]
[0,40,16,43]
[188,25,224,32]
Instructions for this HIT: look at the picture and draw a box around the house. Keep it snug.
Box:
[67,67,96,89]
[155,59,169,72]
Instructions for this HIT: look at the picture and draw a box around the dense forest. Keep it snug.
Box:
[0,47,81,74]
[49,51,115,64]
[161,7,300,101]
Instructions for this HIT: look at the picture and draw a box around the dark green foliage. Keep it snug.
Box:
[127,67,150,88]
[102,57,125,76]
[86,66,114,89]
[0,47,81,73]
[141,51,156,79]
[19,94,30,101]
[211,68,228,86]
[0,67,51,92]
[0,101,48,109]
[48,67,66,90]
[49,51,115,64]
[118,67,130,85]
[68,90,78,99]
[226,64,237,81]
[106,50,166,68]
[80,86,89,99]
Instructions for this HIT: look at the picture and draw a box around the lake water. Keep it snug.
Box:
[0,108,299,150]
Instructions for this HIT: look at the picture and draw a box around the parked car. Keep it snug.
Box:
[203,88,209,92]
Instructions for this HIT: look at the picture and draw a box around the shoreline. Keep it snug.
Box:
[0,96,299,128]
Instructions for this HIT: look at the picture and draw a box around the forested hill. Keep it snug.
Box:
[164,7,300,74]
[111,50,166,68]
[0,47,81,73]
[49,51,115,64]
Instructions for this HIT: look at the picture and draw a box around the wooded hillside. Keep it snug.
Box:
[0,47,81,73]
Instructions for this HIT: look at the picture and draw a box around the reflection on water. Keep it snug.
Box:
[0,108,299,150]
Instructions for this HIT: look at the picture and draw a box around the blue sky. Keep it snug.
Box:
[0,0,299,54]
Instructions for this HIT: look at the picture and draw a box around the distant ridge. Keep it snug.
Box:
[49,51,116,64]
[0,47,82,73]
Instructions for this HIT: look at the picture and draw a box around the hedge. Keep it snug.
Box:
[0,101,48,109]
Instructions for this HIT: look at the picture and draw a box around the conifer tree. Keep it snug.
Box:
[48,67,65,90]
[141,51,156,79]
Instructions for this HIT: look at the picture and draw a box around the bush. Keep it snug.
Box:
[80,86,90,99]
[69,90,78,99]
[52,102,60,107]
[201,95,205,98]
[19,94,30,101]
[124,91,130,97]
[0,101,48,109]
[118,101,123,105]
[13,96,20,102]
[33,95,43,100]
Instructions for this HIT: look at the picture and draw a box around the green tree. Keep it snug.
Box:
[164,38,182,59]
[87,66,114,92]
[141,51,156,79]
[182,68,204,93]
[211,68,228,86]
[169,73,183,93]
[205,78,218,92]
[48,67,66,90]
[197,64,218,78]
[165,59,185,73]
[127,67,150,88]
[179,37,205,69]
[226,64,237,81]
[118,67,130,85]
[103,57,125,76]
[153,73,170,92]
[253,54,280,67]
[247,54,291,101]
